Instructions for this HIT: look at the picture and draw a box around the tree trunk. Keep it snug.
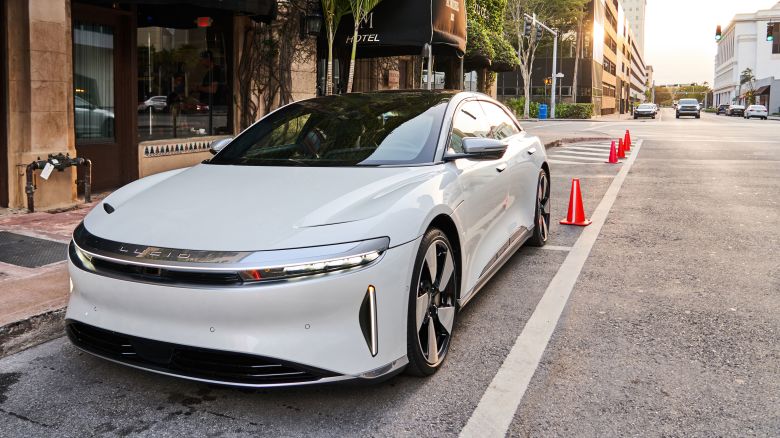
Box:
[572,15,582,103]
[346,27,359,93]
[326,30,334,95]
[521,65,531,118]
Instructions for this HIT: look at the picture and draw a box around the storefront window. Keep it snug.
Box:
[73,22,115,141]
[137,20,230,141]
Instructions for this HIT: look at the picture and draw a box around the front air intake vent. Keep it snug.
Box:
[358,286,378,357]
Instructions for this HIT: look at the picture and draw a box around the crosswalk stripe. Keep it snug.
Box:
[547,159,607,165]
[552,150,610,158]
[563,146,613,152]
[547,154,606,162]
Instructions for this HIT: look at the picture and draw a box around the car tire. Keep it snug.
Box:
[634,116,638,119]
[527,170,550,248]
[696,114,700,119]
[405,228,458,377]
[652,115,656,119]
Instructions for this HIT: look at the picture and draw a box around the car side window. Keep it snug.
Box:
[449,101,489,154]
[481,102,522,140]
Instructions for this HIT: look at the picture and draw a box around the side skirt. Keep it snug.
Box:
[457,226,532,309]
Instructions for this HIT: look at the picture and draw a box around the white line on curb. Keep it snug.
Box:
[460,140,644,438]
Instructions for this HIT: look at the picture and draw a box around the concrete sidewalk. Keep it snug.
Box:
[0,199,102,357]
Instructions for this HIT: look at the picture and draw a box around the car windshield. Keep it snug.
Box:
[209,92,451,167]
[750,106,766,110]
[638,104,653,109]
[680,99,698,105]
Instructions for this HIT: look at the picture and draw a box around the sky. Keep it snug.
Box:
[644,0,780,85]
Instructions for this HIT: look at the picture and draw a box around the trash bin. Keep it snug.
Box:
[538,104,548,120]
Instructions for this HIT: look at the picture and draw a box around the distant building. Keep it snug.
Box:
[713,1,780,112]
[645,65,654,101]
[622,0,646,58]
[496,0,647,116]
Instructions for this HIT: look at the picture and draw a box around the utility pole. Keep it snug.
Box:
[525,13,559,118]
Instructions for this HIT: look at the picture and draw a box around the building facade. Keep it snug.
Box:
[713,1,780,112]
[621,0,645,58]
[497,0,646,116]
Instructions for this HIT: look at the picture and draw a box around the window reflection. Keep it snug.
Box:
[137,26,229,140]
[74,22,115,141]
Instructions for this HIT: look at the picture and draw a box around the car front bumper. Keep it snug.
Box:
[634,111,654,117]
[66,237,421,386]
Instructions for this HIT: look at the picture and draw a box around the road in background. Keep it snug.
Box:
[0,109,777,436]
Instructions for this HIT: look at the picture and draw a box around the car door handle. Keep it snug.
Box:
[496,163,507,173]
[527,147,537,155]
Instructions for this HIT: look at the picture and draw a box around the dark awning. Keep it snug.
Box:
[337,0,466,58]
[96,0,276,23]
[755,85,770,95]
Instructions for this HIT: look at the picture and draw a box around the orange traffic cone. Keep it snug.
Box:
[624,130,632,151]
[617,138,626,159]
[605,140,619,164]
[560,178,592,226]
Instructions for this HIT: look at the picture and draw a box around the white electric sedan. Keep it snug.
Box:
[66,91,550,387]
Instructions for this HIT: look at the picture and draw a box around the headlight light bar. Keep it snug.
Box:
[71,223,389,285]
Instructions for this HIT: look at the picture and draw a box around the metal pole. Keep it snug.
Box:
[427,44,434,91]
[551,33,558,118]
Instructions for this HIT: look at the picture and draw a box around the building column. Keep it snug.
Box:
[5,0,76,210]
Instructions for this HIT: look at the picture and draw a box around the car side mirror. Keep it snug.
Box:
[445,137,508,161]
[209,137,233,155]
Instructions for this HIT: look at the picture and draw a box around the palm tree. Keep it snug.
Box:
[345,0,384,93]
[321,0,350,95]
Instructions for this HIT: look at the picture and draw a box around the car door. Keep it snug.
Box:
[480,102,539,234]
[448,100,511,295]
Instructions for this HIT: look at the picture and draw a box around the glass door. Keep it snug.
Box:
[72,3,134,192]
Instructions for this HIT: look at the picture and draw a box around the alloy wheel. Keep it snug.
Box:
[414,239,457,366]
[536,172,551,242]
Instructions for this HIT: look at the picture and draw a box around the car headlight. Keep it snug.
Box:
[237,239,388,282]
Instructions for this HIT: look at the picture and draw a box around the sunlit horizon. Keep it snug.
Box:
[644,0,779,86]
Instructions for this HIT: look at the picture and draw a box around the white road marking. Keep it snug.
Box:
[548,154,608,162]
[548,159,610,165]
[460,141,644,438]
[539,245,572,252]
[552,150,611,158]
[563,146,613,152]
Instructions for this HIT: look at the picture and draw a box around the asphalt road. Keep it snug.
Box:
[1,109,778,437]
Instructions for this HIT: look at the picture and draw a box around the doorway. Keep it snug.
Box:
[72,3,136,192]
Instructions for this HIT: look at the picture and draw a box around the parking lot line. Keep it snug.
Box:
[460,141,644,438]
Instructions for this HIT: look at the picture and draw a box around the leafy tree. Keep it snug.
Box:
[345,0,384,93]
[740,68,755,105]
[506,0,588,117]
[321,0,350,95]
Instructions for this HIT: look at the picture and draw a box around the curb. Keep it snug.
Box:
[0,307,66,359]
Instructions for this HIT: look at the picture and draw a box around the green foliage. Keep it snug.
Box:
[506,97,539,118]
[506,98,592,119]
[490,31,520,70]
[466,16,496,60]
[555,103,593,119]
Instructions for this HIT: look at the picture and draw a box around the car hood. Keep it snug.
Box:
[84,164,441,251]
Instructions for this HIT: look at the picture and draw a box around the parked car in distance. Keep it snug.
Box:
[138,96,168,112]
[634,103,656,119]
[716,104,729,115]
[676,99,700,119]
[726,104,745,117]
[744,105,768,120]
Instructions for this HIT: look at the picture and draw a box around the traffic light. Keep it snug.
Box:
[544,77,552,86]
[768,23,775,42]
[715,25,722,41]
[536,25,543,41]
[524,17,532,37]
